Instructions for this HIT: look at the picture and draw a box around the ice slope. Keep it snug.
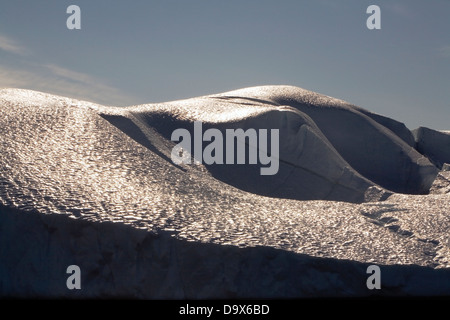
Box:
[102,103,377,203]
[3,203,450,299]
[103,85,436,199]
[413,127,450,169]
[207,86,435,194]
[0,87,449,298]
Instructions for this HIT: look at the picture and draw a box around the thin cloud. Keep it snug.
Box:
[0,33,135,105]
[0,63,136,106]
[0,34,28,55]
[45,64,101,86]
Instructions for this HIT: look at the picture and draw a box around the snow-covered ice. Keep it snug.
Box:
[413,126,450,169]
[0,86,449,298]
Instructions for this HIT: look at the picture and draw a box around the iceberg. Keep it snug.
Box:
[0,86,448,298]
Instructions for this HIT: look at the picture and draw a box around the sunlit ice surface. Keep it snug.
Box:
[1,87,449,271]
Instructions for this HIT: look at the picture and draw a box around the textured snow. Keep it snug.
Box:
[103,85,437,198]
[0,87,449,298]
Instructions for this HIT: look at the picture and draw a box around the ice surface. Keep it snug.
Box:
[0,87,448,298]
[413,126,450,169]
[105,85,437,197]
